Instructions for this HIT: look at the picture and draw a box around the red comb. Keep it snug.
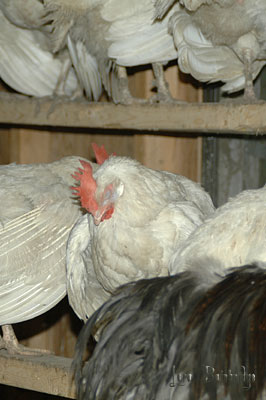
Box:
[92,143,116,165]
[71,160,98,214]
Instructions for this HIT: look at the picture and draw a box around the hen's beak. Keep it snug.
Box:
[93,212,102,226]
[93,205,114,225]
[93,209,104,226]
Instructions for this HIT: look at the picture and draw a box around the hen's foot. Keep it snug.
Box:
[1,325,52,356]
[148,92,186,104]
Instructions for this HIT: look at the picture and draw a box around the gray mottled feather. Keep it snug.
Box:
[74,263,266,400]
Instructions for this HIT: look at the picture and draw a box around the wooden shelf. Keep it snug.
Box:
[0,350,76,398]
[0,93,266,135]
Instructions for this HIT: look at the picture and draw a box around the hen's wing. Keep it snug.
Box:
[66,36,102,101]
[43,0,103,101]
[104,0,177,67]
[0,10,78,97]
[160,169,215,218]
[0,203,70,324]
[66,214,110,321]
[0,157,96,324]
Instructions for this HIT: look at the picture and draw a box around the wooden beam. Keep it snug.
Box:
[0,350,76,398]
[1,93,266,135]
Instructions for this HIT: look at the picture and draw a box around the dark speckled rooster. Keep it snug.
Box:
[73,261,266,399]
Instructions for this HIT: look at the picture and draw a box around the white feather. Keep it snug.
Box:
[105,0,178,66]
[166,0,266,93]
[66,156,214,319]
[170,185,266,275]
[0,156,96,326]
[67,35,102,100]
[0,10,78,97]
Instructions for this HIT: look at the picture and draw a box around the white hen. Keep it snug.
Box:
[66,144,214,321]
[170,184,266,275]
[0,0,79,97]
[0,156,96,354]
[43,0,179,103]
[155,0,266,99]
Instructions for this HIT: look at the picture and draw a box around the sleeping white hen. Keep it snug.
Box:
[154,0,266,100]
[43,0,179,104]
[0,0,80,98]
[67,144,214,321]
[0,156,96,354]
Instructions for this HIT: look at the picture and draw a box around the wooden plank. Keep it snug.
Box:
[134,135,202,181]
[0,129,135,165]
[0,350,76,398]
[0,93,265,134]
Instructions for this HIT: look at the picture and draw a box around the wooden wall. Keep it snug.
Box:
[0,63,202,363]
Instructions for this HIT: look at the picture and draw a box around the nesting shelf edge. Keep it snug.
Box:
[0,93,266,135]
[0,349,76,398]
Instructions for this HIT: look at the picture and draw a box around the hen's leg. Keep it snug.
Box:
[151,63,185,103]
[1,324,50,356]
[152,62,172,103]
[242,49,257,102]
[115,66,146,105]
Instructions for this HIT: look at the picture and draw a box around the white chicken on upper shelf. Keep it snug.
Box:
[154,0,266,101]
[67,144,214,321]
[170,183,266,275]
[0,156,97,354]
[0,0,101,99]
[43,0,180,104]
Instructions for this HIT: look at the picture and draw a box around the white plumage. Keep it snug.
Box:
[67,147,214,320]
[0,0,79,97]
[170,184,266,274]
[0,156,96,353]
[154,0,266,99]
[43,0,179,103]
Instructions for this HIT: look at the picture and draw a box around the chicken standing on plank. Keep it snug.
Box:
[73,262,266,400]
[0,0,89,99]
[0,156,97,355]
[43,0,179,104]
[154,0,266,101]
[67,144,215,321]
[170,184,266,275]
